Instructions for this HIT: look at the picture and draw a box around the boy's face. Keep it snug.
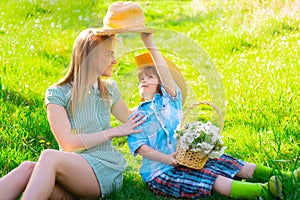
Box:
[138,71,159,101]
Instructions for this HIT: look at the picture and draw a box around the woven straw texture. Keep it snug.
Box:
[176,101,224,169]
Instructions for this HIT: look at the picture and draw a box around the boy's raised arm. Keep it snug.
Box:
[141,33,176,97]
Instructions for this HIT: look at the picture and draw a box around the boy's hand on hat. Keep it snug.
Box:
[141,32,152,40]
[141,33,155,49]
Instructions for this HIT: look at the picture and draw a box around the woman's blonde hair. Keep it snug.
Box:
[56,28,115,114]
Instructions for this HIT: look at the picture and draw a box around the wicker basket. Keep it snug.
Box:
[176,101,224,169]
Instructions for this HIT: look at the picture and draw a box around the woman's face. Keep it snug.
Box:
[101,50,116,77]
[90,37,116,77]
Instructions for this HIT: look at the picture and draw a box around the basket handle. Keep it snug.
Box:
[180,101,224,135]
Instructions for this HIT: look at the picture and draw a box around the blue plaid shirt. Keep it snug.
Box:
[128,85,182,182]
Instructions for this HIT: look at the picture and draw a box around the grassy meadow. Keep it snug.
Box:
[1,0,299,199]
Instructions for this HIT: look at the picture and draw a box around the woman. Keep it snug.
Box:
[0,28,143,200]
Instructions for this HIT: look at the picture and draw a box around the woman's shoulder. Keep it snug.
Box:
[46,83,72,99]
[47,83,72,92]
[45,83,72,106]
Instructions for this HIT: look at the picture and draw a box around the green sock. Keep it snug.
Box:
[230,180,270,199]
[252,164,292,183]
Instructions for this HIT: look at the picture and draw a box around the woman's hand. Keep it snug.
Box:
[117,113,144,136]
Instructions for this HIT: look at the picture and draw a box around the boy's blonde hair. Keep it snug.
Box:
[137,66,161,83]
[135,52,188,104]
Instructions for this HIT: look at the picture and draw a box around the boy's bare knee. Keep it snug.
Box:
[213,175,232,196]
[236,163,256,179]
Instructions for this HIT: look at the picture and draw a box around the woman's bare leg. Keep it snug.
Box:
[0,161,35,200]
[21,149,101,200]
[49,183,75,200]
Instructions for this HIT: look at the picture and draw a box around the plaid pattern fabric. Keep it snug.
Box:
[146,154,245,199]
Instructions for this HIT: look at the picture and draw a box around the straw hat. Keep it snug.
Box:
[135,52,187,105]
[96,2,155,35]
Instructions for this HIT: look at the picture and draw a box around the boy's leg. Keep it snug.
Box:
[268,167,300,199]
[213,175,270,199]
[230,180,270,199]
[236,163,293,182]
[252,164,293,182]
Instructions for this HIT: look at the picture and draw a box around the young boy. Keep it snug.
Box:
[127,33,299,199]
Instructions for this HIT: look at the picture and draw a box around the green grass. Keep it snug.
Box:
[1,0,299,199]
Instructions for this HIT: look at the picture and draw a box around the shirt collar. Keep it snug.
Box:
[92,81,98,89]
[69,81,98,89]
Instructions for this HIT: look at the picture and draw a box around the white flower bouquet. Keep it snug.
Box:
[175,101,225,169]
[175,121,226,159]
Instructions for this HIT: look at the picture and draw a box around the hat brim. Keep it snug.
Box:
[95,27,156,35]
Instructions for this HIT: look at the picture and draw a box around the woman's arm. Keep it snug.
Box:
[136,144,178,167]
[47,104,143,152]
[111,98,129,123]
[141,33,176,97]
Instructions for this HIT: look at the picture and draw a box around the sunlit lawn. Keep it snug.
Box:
[1,0,299,199]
